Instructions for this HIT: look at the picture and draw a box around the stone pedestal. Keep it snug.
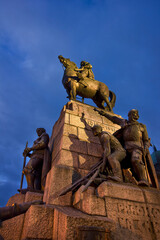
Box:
[73,181,160,240]
[0,191,43,240]
[43,100,121,205]
[1,101,160,240]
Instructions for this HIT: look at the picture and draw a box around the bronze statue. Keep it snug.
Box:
[92,125,126,182]
[0,200,43,226]
[23,128,51,191]
[74,61,95,88]
[95,108,159,188]
[58,55,116,111]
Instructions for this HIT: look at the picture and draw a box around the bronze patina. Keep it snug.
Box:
[92,125,126,183]
[95,108,159,188]
[0,200,43,226]
[58,55,116,111]
[23,128,51,191]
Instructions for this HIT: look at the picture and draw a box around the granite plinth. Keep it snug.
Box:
[44,100,120,205]
[73,181,160,240]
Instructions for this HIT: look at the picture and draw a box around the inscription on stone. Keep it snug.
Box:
[106,198,160,239]
[85,119,117,134]
[116,202,160,234]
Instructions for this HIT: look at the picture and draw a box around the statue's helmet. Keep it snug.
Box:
[128,109,139,120]
[91,124,102,135]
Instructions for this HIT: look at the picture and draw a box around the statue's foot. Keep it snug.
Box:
[106,175,123,182]
[138,180,150,187]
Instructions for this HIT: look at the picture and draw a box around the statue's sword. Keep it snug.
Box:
[20,141,28,190]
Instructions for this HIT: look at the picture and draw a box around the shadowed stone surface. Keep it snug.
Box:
[44,101,120,206]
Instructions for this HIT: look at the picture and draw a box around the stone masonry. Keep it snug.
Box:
[0,100,160,240]
[43,100,121,205]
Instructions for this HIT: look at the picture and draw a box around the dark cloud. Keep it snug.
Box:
[0,0,160,206]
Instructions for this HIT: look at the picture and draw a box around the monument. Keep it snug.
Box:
[0,56,159,240]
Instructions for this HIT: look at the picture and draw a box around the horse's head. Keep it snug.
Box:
[58,55,78,72]
[58,55,69,68]
[58,55,65,63]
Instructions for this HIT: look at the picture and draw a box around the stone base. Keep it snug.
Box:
[21,204,54,240]
[1,101,160,240]
[53,206,115,240]
[0,191,43,240]
[73,181,160,240]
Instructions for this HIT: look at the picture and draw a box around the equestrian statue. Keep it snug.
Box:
[58,55,116,112]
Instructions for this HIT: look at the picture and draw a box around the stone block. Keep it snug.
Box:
[43,165,80,205]
[25,191,43,203]
[53,149,79,168]
[76,168,89,178]
[105,197,157,240]
[51,192,72,206]
[87,142,103,157]
[70,114,85,128]
[78,154,100,170]
[142,187,160,205]
[63,123,78,137]
[78,193,106,216]
[73,185,95,206]
[0,193,26,240]
[103,124,120,134]
[78,127,100,143]
[6,193,25,206]
[66,101,79,115]
[21,204,54,240]
[97,181,145,202]
[73,186,106,216]
[0,214,25,240]
[51,126,64,161]
[43,169,51,204]
[48,110,70,152]
[62,135,88,154]
[78,104,103,123]
[53,206,115,240]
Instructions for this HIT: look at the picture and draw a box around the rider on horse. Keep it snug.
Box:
[75,61,95,88]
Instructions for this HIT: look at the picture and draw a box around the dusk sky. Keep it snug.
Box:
[0,0,160,206]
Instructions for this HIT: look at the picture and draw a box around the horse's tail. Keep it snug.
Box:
[109,90,116,109]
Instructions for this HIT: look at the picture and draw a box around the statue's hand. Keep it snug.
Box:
[23,147,31,157]
[143,147,149,156]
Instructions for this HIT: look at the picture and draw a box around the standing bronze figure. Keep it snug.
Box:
[23,128,51,191]
[58,55,116,111]
[95,108,159,188]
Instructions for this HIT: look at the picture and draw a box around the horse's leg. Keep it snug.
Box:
[99,84,113,112]
[70,79,77,100]
[93,98,104,109]
[103,95,113,112]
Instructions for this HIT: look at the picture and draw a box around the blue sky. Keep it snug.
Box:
[0,0,160,206]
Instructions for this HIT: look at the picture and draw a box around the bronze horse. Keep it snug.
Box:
[58,55,116,111]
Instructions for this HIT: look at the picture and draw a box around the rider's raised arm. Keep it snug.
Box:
[95,109,125,127]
